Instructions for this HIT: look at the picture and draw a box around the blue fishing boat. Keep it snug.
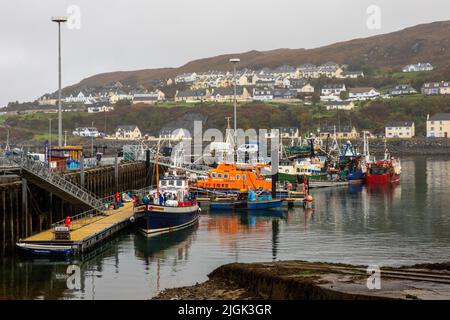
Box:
[338,141,366,183]
[136,158,200,236]
[235,191,283,211]
[136,204,199,236]
[210,198,242,211]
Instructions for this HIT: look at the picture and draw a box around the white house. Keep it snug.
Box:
[65,92,93,104]
[265,127,300,139]
[253,87,274,101]
[385,121,415,138]
[325,100,355,110]
[289,79,314,93]
[321,84,346,96]
[341,71,364,79]
[132,90,165,105]
[72,127,100,138]
[175,73,197,84]
[402,62,433,73]
[349,87,380,100]
[159,128,190,141]
[389,84,417,96]
[87,105,114,113]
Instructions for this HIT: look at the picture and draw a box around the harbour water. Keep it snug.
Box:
[1,155,450,300]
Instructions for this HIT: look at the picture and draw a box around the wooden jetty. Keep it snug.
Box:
[17,203,141,256]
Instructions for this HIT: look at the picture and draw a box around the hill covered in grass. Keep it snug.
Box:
[62,20,450,94]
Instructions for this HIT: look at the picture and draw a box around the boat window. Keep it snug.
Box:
[296,169,300,173]
[169,180,175,186]
[176,180,183,187]
[161,181,167,186]
[212,173,217,178]
[242,175,246,180]
[236,174,240,180]
[218,173,223,178]
[224,173,229,179]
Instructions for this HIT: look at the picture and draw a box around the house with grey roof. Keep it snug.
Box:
[175,89,210,103]
[273,88,297,100]
[422,81,450,95]
[210,87,251,102]
[348,87,380,101]
[427,114,450,138]
[385,121,415,138]
[402,63,433,73]
[253,87,274,101]
[389,84,417,96]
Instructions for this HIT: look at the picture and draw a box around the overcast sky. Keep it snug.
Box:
[1,0,449,107]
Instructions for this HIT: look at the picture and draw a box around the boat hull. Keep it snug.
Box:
[137,205,200,236]
[347,170,365,181]
[237,199,283,211]
[16,243,74,256]
[278,172,328,183]
[366,173,400,184]
[210,200,241,211]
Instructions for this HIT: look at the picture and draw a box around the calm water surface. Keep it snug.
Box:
[1,156,450,299]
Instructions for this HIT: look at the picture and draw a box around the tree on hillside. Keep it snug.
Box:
[339,90,349,100]
[311,92,321,105]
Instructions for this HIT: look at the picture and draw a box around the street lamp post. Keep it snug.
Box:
[48,118,52,150]
[229,58,240,145]
[52,16,68,147]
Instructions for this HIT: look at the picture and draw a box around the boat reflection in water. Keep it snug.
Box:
[134,223,198,262]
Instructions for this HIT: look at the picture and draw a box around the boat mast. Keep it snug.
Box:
[384,138,389,160]
[156,140,160,198]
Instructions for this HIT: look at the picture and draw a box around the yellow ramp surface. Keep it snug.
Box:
[24,203,135,242]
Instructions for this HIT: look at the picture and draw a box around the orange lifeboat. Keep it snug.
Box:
[193,163,272,193]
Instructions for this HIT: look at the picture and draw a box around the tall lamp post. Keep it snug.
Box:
[229,58,240,145]
[52,16,68,147]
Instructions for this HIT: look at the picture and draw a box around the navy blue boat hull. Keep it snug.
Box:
[236,199,283,211]
[137,205,200,236]
[348,170,365,181]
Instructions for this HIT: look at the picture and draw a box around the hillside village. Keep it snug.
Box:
[2,60,450,142]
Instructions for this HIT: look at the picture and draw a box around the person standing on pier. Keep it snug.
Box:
[65,215,71,231]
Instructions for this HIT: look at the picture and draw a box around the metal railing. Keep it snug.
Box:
[10,155,104,210]
[50,186,155,230]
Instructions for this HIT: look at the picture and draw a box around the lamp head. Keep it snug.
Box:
[229,58,240,64]
[51,17,68,23]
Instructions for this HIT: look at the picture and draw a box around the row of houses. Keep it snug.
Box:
[78,112,450,143]
[174,87,306,103]
[421,81,450,95]
[38,89,166,107]
[175,63,363,89]
[384,114,450,139]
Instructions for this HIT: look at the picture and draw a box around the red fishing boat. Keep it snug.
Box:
[365,157,401,184]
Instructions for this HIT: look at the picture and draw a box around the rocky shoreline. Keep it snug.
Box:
[153,261,450,300]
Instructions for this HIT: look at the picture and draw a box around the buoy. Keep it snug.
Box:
[129,216,136,223]
[306,195,313,202]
